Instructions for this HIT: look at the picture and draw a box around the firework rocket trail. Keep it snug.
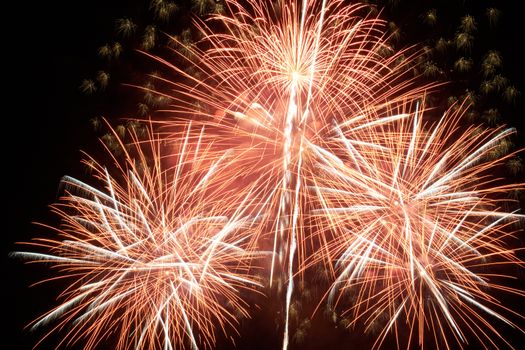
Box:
[13,123,265,350]
[145,1,431,347]
[311,99,525,349]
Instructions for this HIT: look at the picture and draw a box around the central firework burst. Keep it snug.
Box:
[147,1,429,346]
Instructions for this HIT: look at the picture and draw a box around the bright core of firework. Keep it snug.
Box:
[14,124,264,350]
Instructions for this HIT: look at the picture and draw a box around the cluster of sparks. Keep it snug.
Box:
[15,1,523,349]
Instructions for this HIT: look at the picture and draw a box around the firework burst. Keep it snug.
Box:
[311,99,525,349]
[14,123,264,350]
[144,2,431,346]
[15,1,524,349]
[148,0,430,260]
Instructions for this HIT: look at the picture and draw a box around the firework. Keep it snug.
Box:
[16,0,523,349]
[13,123,264,350]
[144,1,430,347]
[311,99,524,349]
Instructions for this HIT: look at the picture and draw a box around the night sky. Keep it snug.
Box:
[3,1,524,349]
[4,1,133,347]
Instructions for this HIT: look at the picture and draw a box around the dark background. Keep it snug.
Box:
[3,0,524,348]
[3,1,135,347]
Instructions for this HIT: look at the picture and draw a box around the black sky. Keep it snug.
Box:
[3,1,132,346]
[3,1,524,349]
